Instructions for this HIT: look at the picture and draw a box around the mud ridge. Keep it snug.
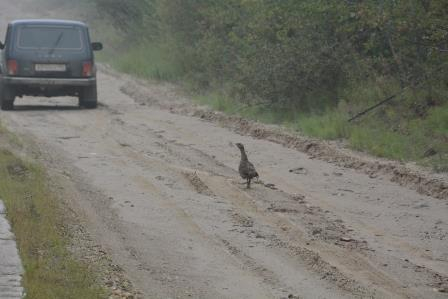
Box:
[184,171,215,196]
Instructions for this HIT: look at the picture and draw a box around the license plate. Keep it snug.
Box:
[35,64,66,72]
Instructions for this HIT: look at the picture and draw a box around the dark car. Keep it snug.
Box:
[0,19,102,110]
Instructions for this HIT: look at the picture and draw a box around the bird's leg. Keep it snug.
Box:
[247,178,251,189]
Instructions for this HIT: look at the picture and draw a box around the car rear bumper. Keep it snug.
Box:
[2,76,96,87]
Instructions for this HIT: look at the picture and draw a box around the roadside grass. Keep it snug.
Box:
[293,110,350,140]
[105,41,182,82]
[0,131,105,298]
[195,93,246,115]
[194,92,299,125]
[0,125,23,149]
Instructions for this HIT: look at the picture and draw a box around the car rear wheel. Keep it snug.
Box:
[79,85,97,109]
[0,85,15,111]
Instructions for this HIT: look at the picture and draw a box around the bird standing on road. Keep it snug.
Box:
[236,143,259,188]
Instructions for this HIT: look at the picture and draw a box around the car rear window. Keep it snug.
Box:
[17,25,84,50]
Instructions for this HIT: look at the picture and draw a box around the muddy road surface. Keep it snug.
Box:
[1,2,447,298]
[1,69,446,298]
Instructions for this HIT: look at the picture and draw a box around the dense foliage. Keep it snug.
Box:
[95,0,447,106]
[91,0,448,169]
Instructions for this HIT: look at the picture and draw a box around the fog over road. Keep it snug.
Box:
[0,1,447,298]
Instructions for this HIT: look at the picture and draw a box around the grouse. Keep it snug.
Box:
[236,143,259,188]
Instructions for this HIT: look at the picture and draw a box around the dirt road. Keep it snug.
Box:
[1,1,447,298]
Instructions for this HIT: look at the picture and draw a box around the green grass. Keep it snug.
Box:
[195,93,247,115]
[0,132,105,298]
[194,92,300,125]
[106,41,182,81]
[294,110,350,140]
[349,125,418,160]
[0,125,23,148]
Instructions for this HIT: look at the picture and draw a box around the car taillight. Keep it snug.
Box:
[82,61,93,77]
[7,59,18,75]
